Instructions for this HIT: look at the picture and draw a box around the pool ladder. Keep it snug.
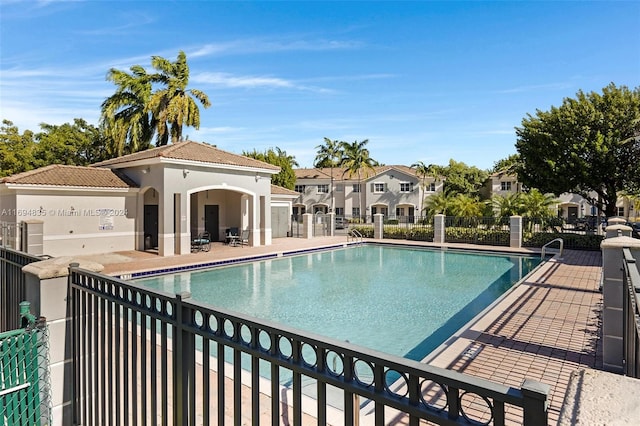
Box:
[541,238,564,259]
[347,229,363,244]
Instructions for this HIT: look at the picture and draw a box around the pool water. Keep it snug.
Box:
[136,245,542,361]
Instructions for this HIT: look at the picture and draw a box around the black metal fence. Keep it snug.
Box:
[0,247,43,332]
[623,248,640,378]
[69,265,549,425]
[445,217,511,246]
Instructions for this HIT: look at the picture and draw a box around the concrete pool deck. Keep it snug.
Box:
[86,237,604,424]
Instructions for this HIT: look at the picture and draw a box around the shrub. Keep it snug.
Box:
[523,232,603,251]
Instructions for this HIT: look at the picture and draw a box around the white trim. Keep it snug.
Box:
[3,184,138,193]
[44,231,133,241]
[158,157,279,174]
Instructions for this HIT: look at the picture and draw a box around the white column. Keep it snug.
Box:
[302,213,313,239]
[433,214,445,244]
[510,215,522,248]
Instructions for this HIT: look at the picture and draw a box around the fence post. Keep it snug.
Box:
[521,379,549,425]
[510,215,522,249]
[173,291,195,425]
[601,236,640,372]
[302,213,313,239]
[433,214,445,244]
[373,213,384,239]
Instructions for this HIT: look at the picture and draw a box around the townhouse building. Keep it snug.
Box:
[293,166,443,220]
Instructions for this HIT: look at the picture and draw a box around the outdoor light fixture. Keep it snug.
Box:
[183,169,190,178]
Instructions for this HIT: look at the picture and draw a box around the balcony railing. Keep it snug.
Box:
[69,265,549,425]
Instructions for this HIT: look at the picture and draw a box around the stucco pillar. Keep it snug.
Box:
[176,192,190,255]
[158,191,174,257]
[600,235,640,373]
[23,219,44,255]
[302,213,313,239]
[606,224,632,239]
[261,195,271,246]
[328,212,335,237]
[510,215,523,249]
[22,258,104,426]
[373,213,384,239]
[433,214,445,244]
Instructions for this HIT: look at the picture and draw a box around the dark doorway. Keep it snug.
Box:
[204,205,220,242]
[568,206,578,223]
[144,205,159,248]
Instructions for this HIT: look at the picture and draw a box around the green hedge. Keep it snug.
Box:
[523,232,603,251]
[445,227,510,246]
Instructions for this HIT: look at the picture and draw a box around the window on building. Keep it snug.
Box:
[373,183,385,193]
[352,184,361,193]
[400,182,413,192]
[294,185,306,193]
[501,181,512,191]
[352,207,360,217]
[427,182,436,192]
[396,207,405,216]
[336,184,344,192]
[317,184,329,194]
[335,207,344,216]
[617,207,625,217]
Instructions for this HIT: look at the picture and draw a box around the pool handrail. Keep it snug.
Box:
[541,238,563,259]
[347,228,363,243]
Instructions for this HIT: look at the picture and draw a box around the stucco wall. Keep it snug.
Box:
[14,189,138,256]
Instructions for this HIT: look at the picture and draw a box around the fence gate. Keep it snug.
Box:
[0,306,50,426]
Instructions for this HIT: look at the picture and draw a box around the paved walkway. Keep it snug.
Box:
[86,238,603,425]
[427,249,602,425]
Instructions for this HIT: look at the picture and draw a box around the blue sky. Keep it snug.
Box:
[1,1,638,170]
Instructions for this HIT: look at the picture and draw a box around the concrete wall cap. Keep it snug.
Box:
[600,236,640,249]
[22,256,104,279]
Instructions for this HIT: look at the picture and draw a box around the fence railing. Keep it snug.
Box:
[0,247,43,332]
[0,222,24,251]
[623,248,640,378]
[445,217,511,246]
[69,265,549,425]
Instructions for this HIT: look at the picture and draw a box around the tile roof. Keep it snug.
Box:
[92,140,280,171]
[295,165,419,180]
[1,164,138,188]
[270,185,299,196]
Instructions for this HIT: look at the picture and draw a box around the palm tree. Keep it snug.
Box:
[148,51,211,144]
[521,189,558,218]
[314,138,343,212]
[424,190,455,217]
[411,161,430,216]
[100,65,156,156]
[491,193,524,217]
[340,139,377,220]
[451,194,484,218]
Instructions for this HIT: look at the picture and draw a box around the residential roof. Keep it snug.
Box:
[270,185,299,196]
[0,164,138,188]
[294,165,419,181]
[92,140,280,171]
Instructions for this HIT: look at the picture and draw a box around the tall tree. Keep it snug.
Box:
[314,137,343,212]
[101,65,156,157]
[35,119,108,166]
[516,83,640,217]
[339,139,377,218]
[148,51,211,144]
[243,147,298,189]
[0,120,36,177]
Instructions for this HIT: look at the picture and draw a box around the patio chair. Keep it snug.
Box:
[239,229,250,247]
[225,227,239,245]
[191,231,211,252]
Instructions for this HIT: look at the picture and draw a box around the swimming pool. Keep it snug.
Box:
[136,245,542,362]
